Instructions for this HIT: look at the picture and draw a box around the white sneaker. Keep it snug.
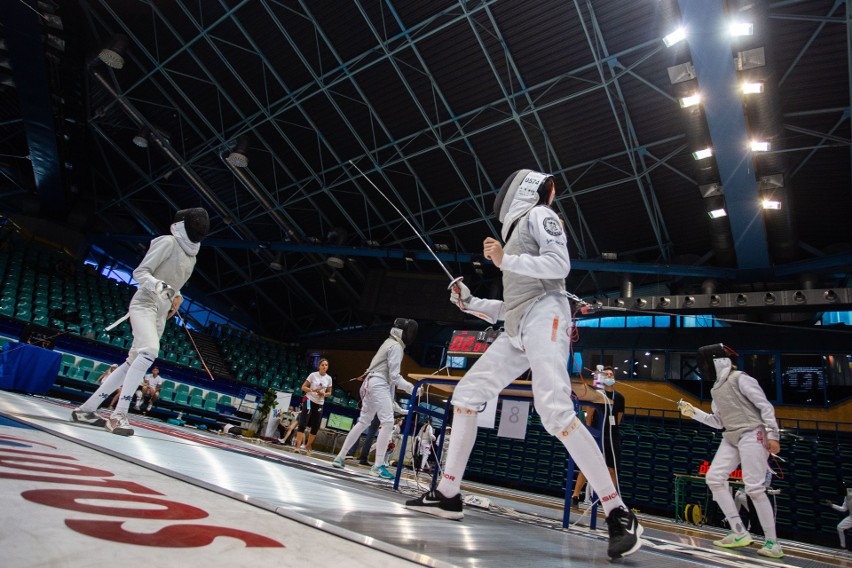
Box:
[106,412,134,436]
[757,540,783,558]
[713,531,752,548]
[298,445,307,454]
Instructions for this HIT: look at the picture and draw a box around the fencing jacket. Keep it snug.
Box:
[501,206,568,338]
[695,368,780,445]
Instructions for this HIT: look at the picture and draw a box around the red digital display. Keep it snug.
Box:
[446,330,498,357]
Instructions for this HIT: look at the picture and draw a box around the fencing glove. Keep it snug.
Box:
[154,280,175,301]
[450,281,471,308]
[677,400,695,418]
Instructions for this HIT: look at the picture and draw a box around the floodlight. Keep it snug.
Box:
[708,208,727,219]
[751,140,770,152]
[679,94,701,108]
[742,82,764,94]
[729,22,754,36]
[663,27,686,47]
[692,147,713,160]
[761,199,781,210]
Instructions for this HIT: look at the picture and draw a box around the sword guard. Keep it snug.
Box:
[448,276,464,291]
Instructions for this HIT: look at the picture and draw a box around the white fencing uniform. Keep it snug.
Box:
[417,422,436,469]
[438,199,625,515]
[830,489,852,548]
[79,223,198,418]
[335,334,413,468]
[689,360,781,543]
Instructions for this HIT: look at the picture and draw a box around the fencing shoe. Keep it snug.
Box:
[332,456,345,469]
[713,531,753,548]
[757,540,784,558]
[71,409,106,427]
[106,412,134,436]
[606,506,643,559]
[370,464,395,480]
[405,489,464,520]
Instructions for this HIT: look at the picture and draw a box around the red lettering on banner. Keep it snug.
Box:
[0,472,161,495]
[0,455,114,477]
[22,489,209,520]
[66,520,285,548]
[600,492,619,502]
[0,430,286,547]
[0,434,57,449]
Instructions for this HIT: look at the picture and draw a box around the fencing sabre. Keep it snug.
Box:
[348,160,464,293]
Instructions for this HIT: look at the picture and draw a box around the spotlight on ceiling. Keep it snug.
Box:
[761,199,781,210]
[98,34,129,69]
[729,22,754,37]
[710,294,721,307]
[658,297,671,308]
[742,81,764,94]
[825,290,838,303]
[692,147,713,160]
[326,256,345,269]
[225,135,250,168]
[679,93,701,108]
[601,251,618,260]
[269,253,283,272]
[663,27,686,48]
[708,208,727,219]
[793,290,806,304]
[684,296,695,307]
[614,298,625,308]
[764,292,776,305]
[132,129,148,148]
[635,298,648,308]
[751,140,770,152]
[736,294,748,306]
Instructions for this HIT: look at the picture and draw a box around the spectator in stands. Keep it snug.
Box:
[136,365,164,414]
[277,405,298,444]
[70,208,209,436]
[571,367,625,507]
[294,358,333,455]
[822,481,852,549]
[678,343,783,559]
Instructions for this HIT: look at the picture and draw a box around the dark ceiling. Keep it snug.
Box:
[0,0,850,340]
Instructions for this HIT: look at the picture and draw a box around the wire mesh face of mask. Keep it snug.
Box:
[392,317,418,345]
[174,208,209,243]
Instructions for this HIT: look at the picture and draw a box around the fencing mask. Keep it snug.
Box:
[493,169,555,241]
[697,343,735,382]
[174,208,209,243]
[391,317,418,346]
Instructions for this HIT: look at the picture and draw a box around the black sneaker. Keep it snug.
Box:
[606,506,643,559]
[571,496,580,507]
[71,409,106,427]
[405,489,464,520]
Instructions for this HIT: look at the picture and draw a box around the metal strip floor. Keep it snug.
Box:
[0,390,848,568]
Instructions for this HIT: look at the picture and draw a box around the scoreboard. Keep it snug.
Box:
[446,329,500,357]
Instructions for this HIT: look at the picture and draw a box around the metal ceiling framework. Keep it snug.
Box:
[0,0,850,339]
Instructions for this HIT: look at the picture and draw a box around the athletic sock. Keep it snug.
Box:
[436,407,478,498]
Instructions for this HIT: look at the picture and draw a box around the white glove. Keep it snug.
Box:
[154,280,175,301]
[678,400,695,418]
[393,401,406,415]
[450,281,471,307]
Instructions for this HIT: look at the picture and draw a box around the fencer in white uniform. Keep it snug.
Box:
[823,484,852,549]
[332,318,416,479]
[70,208,208,436]
[416,419,436,471]
[405,169,642,560]
[678,343,784,558]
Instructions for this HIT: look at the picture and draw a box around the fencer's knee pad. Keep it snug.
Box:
[705,469,729,491]
[454,405,480,416]
[553,417,583,441]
